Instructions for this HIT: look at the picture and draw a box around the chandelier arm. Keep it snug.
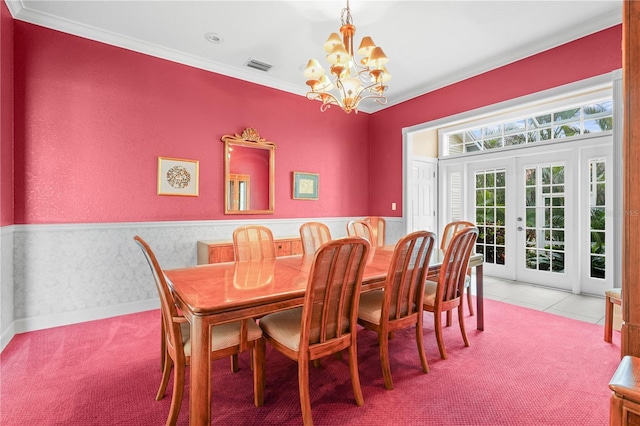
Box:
[306,91,340,107]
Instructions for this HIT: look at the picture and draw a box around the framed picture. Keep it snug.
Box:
[293,171,319,200]
[157,157,199,196]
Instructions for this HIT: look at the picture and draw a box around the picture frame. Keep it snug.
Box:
[157,157,199,196]
[292,171,319,200]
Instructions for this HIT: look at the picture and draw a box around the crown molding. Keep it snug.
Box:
[6,1,622,115]
[375,8,622,113]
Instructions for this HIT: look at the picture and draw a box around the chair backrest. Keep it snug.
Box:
[364,216,386,246]
[233,225,276,261]
[440,221,475,250]
[381,230,436,323]
[299,237,370,356]
[299,222,332,255]
[436,227,479,305]
[133,236,185,364]
[346,220,376,247]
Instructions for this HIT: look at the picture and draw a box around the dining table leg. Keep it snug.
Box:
[190,315,212,426]
[476,264,484,331]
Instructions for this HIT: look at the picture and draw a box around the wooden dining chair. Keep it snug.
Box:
[440,221,476,319]
[299,222,332,255]
[134,236,265,426]
[423,226,478,359]
[233,225,276,261]
[364,216,386,246]
[259,237,371,426]
[605,288,622,342]
[346,220,376,247]
[358,230,437,390]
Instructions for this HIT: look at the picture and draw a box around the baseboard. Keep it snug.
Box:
[0,321,16,352]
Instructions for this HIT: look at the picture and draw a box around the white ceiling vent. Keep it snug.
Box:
[245,58,272,72]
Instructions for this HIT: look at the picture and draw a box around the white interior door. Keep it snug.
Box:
[409,157,437,233]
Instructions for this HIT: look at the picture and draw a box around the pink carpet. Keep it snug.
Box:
[1,298,621,425]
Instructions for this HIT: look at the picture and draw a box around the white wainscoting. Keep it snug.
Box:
[1,217,404,351]
[1,225,15,351]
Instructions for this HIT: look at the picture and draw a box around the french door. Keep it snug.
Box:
[465,138,612,294]
[514,152,574,290]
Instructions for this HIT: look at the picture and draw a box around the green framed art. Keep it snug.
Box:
[292,172,319,200]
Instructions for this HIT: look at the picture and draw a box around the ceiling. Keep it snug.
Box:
[6,0,622,114]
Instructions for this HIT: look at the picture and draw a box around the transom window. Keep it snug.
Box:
[443,99,613,157]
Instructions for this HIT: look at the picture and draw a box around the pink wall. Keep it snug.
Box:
[368,25,623,218]
[12,22,371,224]
[8,20,624,225]
[0,1,13,226]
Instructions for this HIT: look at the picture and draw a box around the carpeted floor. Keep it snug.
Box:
[0,298,621,425]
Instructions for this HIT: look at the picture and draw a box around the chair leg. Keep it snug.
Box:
[349,341,364,406]
[434,312,448,360]
[230,354,239,373]
[253,338,265,407]
[446,310,452,327]
[415,320,429,375]
[604,296,614,343]
[466,286,475,316]
[458,306,470,348]
[166,362,185,426]
[156,352,172,400]
[466,269,474,317]
[160,315,166,371]
[378,330,393,390]
[298,359,313,426]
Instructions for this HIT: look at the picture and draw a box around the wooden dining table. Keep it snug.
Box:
[164,244,484,426]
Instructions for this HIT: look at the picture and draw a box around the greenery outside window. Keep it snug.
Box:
[444,99,613,157]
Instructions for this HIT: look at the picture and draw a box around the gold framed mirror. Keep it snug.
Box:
[221,128,276,214]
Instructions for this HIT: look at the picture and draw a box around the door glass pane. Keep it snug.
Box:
[590,159,606,279]
[523,163,566,273]
[474,168,507,266]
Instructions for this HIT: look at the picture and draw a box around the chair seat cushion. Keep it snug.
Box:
[258,307,303,352]
[358,290,384,325]
[423,280,438,307]
[181,319,262,355]
[605,288,622,302]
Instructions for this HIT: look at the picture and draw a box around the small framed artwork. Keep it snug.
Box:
[157,157,199,196]
[293,172,319,200]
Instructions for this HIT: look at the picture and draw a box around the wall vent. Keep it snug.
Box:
[245,58,272,72]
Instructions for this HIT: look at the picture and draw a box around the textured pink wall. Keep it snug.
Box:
[8,20,624,225]
[13,22,371,224]
[0,1,13,226]
[368,25,623,218]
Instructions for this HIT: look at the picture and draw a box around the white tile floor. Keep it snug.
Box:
[479,275,607,325]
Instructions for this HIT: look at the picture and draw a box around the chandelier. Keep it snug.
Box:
[303,0,391,114]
